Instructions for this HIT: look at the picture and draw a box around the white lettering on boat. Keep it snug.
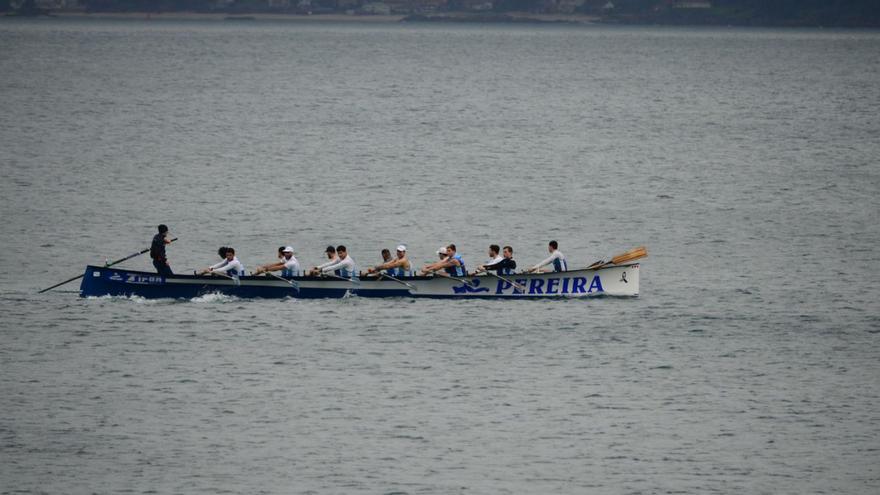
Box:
[125,274,164,285]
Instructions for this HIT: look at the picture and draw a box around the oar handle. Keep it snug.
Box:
[435,272,475,287]
[319,272,358,283]
[105,237,179,267]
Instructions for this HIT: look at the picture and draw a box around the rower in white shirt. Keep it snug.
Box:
[319,245,357,278]
[476,244,503,273]
[254,246,300,276]
[198,247,246,276]
[526,240,568,273]
[309,245,339,276]
[366,245,414,277]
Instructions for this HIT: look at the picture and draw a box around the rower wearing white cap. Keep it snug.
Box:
[421,246,449,274]
[422,244,466,277]
[254,246,301,277]
[319,245,357,278]
[366,245,414,277]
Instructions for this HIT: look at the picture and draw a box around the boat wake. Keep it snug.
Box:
[84,294,163,304]
[191,292,240,304]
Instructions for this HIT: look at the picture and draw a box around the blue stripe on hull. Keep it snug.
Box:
[79,266,348,299]
[77,265,639,300]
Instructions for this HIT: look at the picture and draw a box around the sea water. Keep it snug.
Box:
[1,18,878,493]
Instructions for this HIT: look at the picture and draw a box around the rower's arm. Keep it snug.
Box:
[316,258,337,270]
[321,258,352,274]
[531,252,557,271]
[436,257,459,269]
[260,261,285,272]
[422,261,444,273]
[320,261,341,273]
[213,261,240,274]
[386,258,408,269]
[372,260,395,271]
[482,260,503,271]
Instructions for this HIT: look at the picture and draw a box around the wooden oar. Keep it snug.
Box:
[38,237,179,293]
[264,272,300,291]
[209,270,241,287]
[377,272,417,291]
[482,271,526,292]
[320,272,358,283]
[587,246,648,270]
[433,271,476,288]
[612,246,647,264]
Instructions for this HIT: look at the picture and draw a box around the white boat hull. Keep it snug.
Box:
[397,263,639,298]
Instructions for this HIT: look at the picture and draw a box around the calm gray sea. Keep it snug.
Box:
[1,17,879,494]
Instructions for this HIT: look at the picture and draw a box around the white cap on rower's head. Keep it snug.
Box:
[283,246,294,253]
[437,246,448,255]
[396,245,407,252]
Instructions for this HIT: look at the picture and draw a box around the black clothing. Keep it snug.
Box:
[150,233,171,275]
[150,233,167,261]
[484,258,516,273]
[153,258,173,276]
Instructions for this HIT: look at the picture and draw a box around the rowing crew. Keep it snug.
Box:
[150,224,569,279]
[419,241,567,277]
[194,242,567,280]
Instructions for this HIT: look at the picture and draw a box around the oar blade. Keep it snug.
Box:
[610,246,648,265]
[38,273,85,293]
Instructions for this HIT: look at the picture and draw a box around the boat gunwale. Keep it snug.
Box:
[84,263,640,283]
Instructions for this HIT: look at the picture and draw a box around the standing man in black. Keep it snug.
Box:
[150,224,173,276]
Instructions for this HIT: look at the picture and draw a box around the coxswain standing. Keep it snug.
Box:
[366,245,413,277]
[319,245,357,278]
[150,224,173,276]
[198,247,245,276]
[527,240,567,273]
[254,246,301,276]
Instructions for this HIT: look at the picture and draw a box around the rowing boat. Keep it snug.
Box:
[78,263,640,299]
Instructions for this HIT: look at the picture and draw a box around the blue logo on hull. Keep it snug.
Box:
[451,279,490,294]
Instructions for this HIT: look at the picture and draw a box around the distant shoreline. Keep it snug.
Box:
[3,11,598,26]
[29,12,410,23]
[5,11,879,28]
